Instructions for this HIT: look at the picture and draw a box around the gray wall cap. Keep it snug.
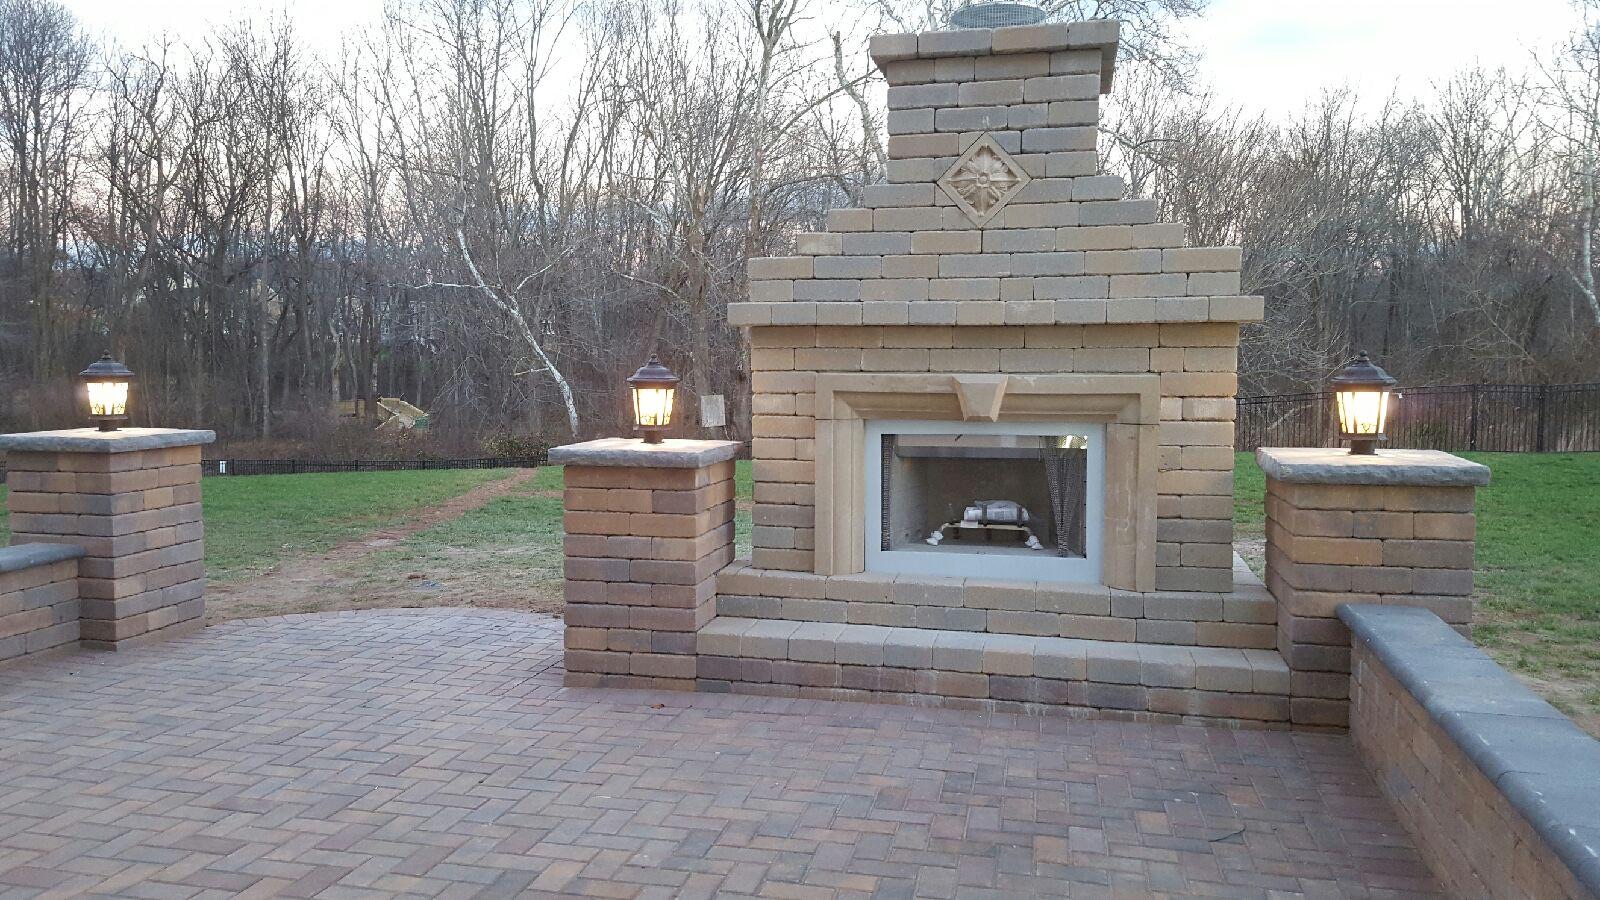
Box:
[548,438,742,469]
[1257,447,1490,486]
[0,542,85,576]
[1340,604,1600,894]
[0,428,216,454]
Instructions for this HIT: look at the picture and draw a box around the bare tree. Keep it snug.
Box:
[0,0,90,396]
[4,0,1597,448]
[1537,4,1600,327]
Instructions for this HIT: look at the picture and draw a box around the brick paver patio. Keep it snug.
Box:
[0,609,1438,898]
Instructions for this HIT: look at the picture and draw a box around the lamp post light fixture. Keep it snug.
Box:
[628,354,679,444]
[80,352,135,432]
[1330,351,1397,456]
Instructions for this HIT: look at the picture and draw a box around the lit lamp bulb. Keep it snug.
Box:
[1330,351,1397,455]
[79,352,135,432]
[627,354,679,444]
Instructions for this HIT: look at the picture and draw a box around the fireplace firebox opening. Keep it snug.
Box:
[864,420,1105,583]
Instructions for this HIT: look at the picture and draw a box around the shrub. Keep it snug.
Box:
[481,433,550,460]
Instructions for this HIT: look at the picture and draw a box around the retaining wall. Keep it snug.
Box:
[0,544,86,665]
[1342,604,1600,899]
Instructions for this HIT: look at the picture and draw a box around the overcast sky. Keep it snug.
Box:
[57,0,1589,117]
[1185,0,1585,113]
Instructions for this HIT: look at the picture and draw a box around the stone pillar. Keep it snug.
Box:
[550,438,739,690]
[1258,447,1490,727]
[0,428,215,649]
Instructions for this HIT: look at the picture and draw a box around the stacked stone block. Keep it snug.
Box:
[739,238,1254,327]
[2,430,212,649]
[0,544,85,664]
[1258,448,1490,727]
[553,439,739,690]
[730,20,1262,598]
[741,254,1253,331]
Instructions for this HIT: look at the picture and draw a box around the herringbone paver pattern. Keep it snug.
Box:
[0,610,1437,898]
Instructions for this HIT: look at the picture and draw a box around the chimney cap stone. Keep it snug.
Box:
[870,19,1120,92]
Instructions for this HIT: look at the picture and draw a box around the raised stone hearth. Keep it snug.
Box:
[695,615,1292,723]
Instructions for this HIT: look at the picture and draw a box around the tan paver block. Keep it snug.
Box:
[961,579,1037,611]
[1162,247,1242,272]
[1411,512,1476,541]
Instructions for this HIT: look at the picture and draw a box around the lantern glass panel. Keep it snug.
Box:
[633,385,674,428]
[1336,388,1389,437]
[86,380,130,418]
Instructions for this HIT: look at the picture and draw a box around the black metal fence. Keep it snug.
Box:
[0,455,545,485]
[1237,382,1600,452]
[0,455,544,484]
[198,455,545,476]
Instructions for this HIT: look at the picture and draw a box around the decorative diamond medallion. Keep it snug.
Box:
[938,134,1032,227]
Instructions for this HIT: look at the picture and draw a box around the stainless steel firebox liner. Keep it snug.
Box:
[1044,447,1088,557]
[881,434,1085,557]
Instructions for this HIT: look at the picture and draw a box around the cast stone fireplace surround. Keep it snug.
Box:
[812,372,1158,591]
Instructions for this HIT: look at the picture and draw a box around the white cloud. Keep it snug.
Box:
[1185,0,1586,115]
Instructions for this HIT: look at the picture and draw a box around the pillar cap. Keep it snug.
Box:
[1256,447,1490,486]
[0,428,216,454]
[548,437,741,469]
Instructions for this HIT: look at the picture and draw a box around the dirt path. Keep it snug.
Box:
[206,468,544,624]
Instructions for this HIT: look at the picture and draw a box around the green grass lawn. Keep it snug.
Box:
[203,468,513,581]
[353,466,569,610]
[1233,452,1266,538]
[2,464,724,585]
[1465,453,1600,716]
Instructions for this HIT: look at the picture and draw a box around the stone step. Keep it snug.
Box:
[714,555,1276,649]
[694,616,1291,725]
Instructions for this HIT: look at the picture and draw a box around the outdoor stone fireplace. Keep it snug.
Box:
[563,18,1305,727]
[559,15,1507,739]
[728,20,1258,600]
